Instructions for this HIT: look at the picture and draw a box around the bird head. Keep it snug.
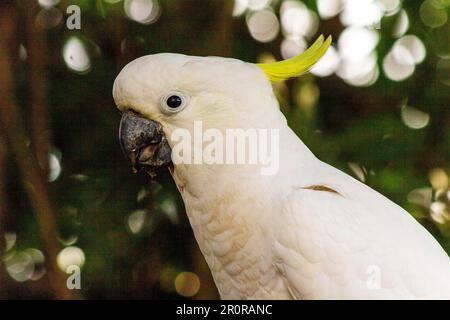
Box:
[113,36,331,177]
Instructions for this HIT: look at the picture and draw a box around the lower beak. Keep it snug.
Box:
[119,111,172,175]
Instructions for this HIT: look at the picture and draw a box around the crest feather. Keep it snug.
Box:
[256,35,332,82]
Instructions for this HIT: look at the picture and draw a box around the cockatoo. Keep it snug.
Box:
[113,36,450,299]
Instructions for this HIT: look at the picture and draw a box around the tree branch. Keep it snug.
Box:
[0,127,8,299]
[208,0,234,57]
[0,0,76,300]
[27,0,50,177]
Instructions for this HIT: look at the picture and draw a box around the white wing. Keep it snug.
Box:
[273,160,450,299]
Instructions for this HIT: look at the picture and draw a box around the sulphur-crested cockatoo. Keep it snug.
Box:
[114,36,450,299]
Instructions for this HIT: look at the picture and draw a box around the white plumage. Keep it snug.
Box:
[113,52,450,299]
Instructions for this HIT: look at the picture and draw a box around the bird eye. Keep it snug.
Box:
[166,95,183,109]
[160,91,188,114]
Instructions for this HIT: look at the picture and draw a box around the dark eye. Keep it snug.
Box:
[166,95,183,109]
[160,91,189,114]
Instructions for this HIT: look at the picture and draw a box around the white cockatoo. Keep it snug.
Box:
[114,36,450,299]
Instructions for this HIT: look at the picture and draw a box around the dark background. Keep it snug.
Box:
[0,0,448,299]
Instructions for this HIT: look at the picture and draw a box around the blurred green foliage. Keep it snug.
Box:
[0,0,449,299]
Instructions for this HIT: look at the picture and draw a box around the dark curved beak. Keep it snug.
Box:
[119,111,172,175]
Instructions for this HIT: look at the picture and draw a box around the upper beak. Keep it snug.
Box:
[119,111,172,175]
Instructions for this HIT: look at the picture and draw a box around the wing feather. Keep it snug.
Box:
[273,163,450,299]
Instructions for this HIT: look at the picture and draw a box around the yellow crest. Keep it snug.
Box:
[256,35,332,82]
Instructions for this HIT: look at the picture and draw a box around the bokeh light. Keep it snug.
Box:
[247,9,279,43]
[280,37,306,59]
[401,105,430,130]
[25,248,46,281]
[348,162,367,182]
[127,209,147,234]
[4,251,35,282]
[310,46,340,77]
[420,0,448,28]
[429,168,449,191]
[392,9,409,38]
[248,0,272,11]
[295,82,320,110]
[174,272,201,297]
[233,0,249,17]
[56,246,85,272]
[394,35,426,65]
[124,0,161,25]
[436,58,450,86]
[317,0,343,19]
[408,188,432,208]
[19,44,27,61]
[161,198,178,224]
[4,248,45,283]
[383,51,414,81]
[38,0,60,8]
[430,201,449,224]
[378,0,400,15]
[280,1,318,38]
[340,0,382,28]
[48,152,61,182]
[62,36,91,74]
[160,266,178,292]
[5,232,17,251]
[383,35,426,81]
[58,234,79,247]
[336,27,379,86]
[338,27,379,60]
[35,6,64,29]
